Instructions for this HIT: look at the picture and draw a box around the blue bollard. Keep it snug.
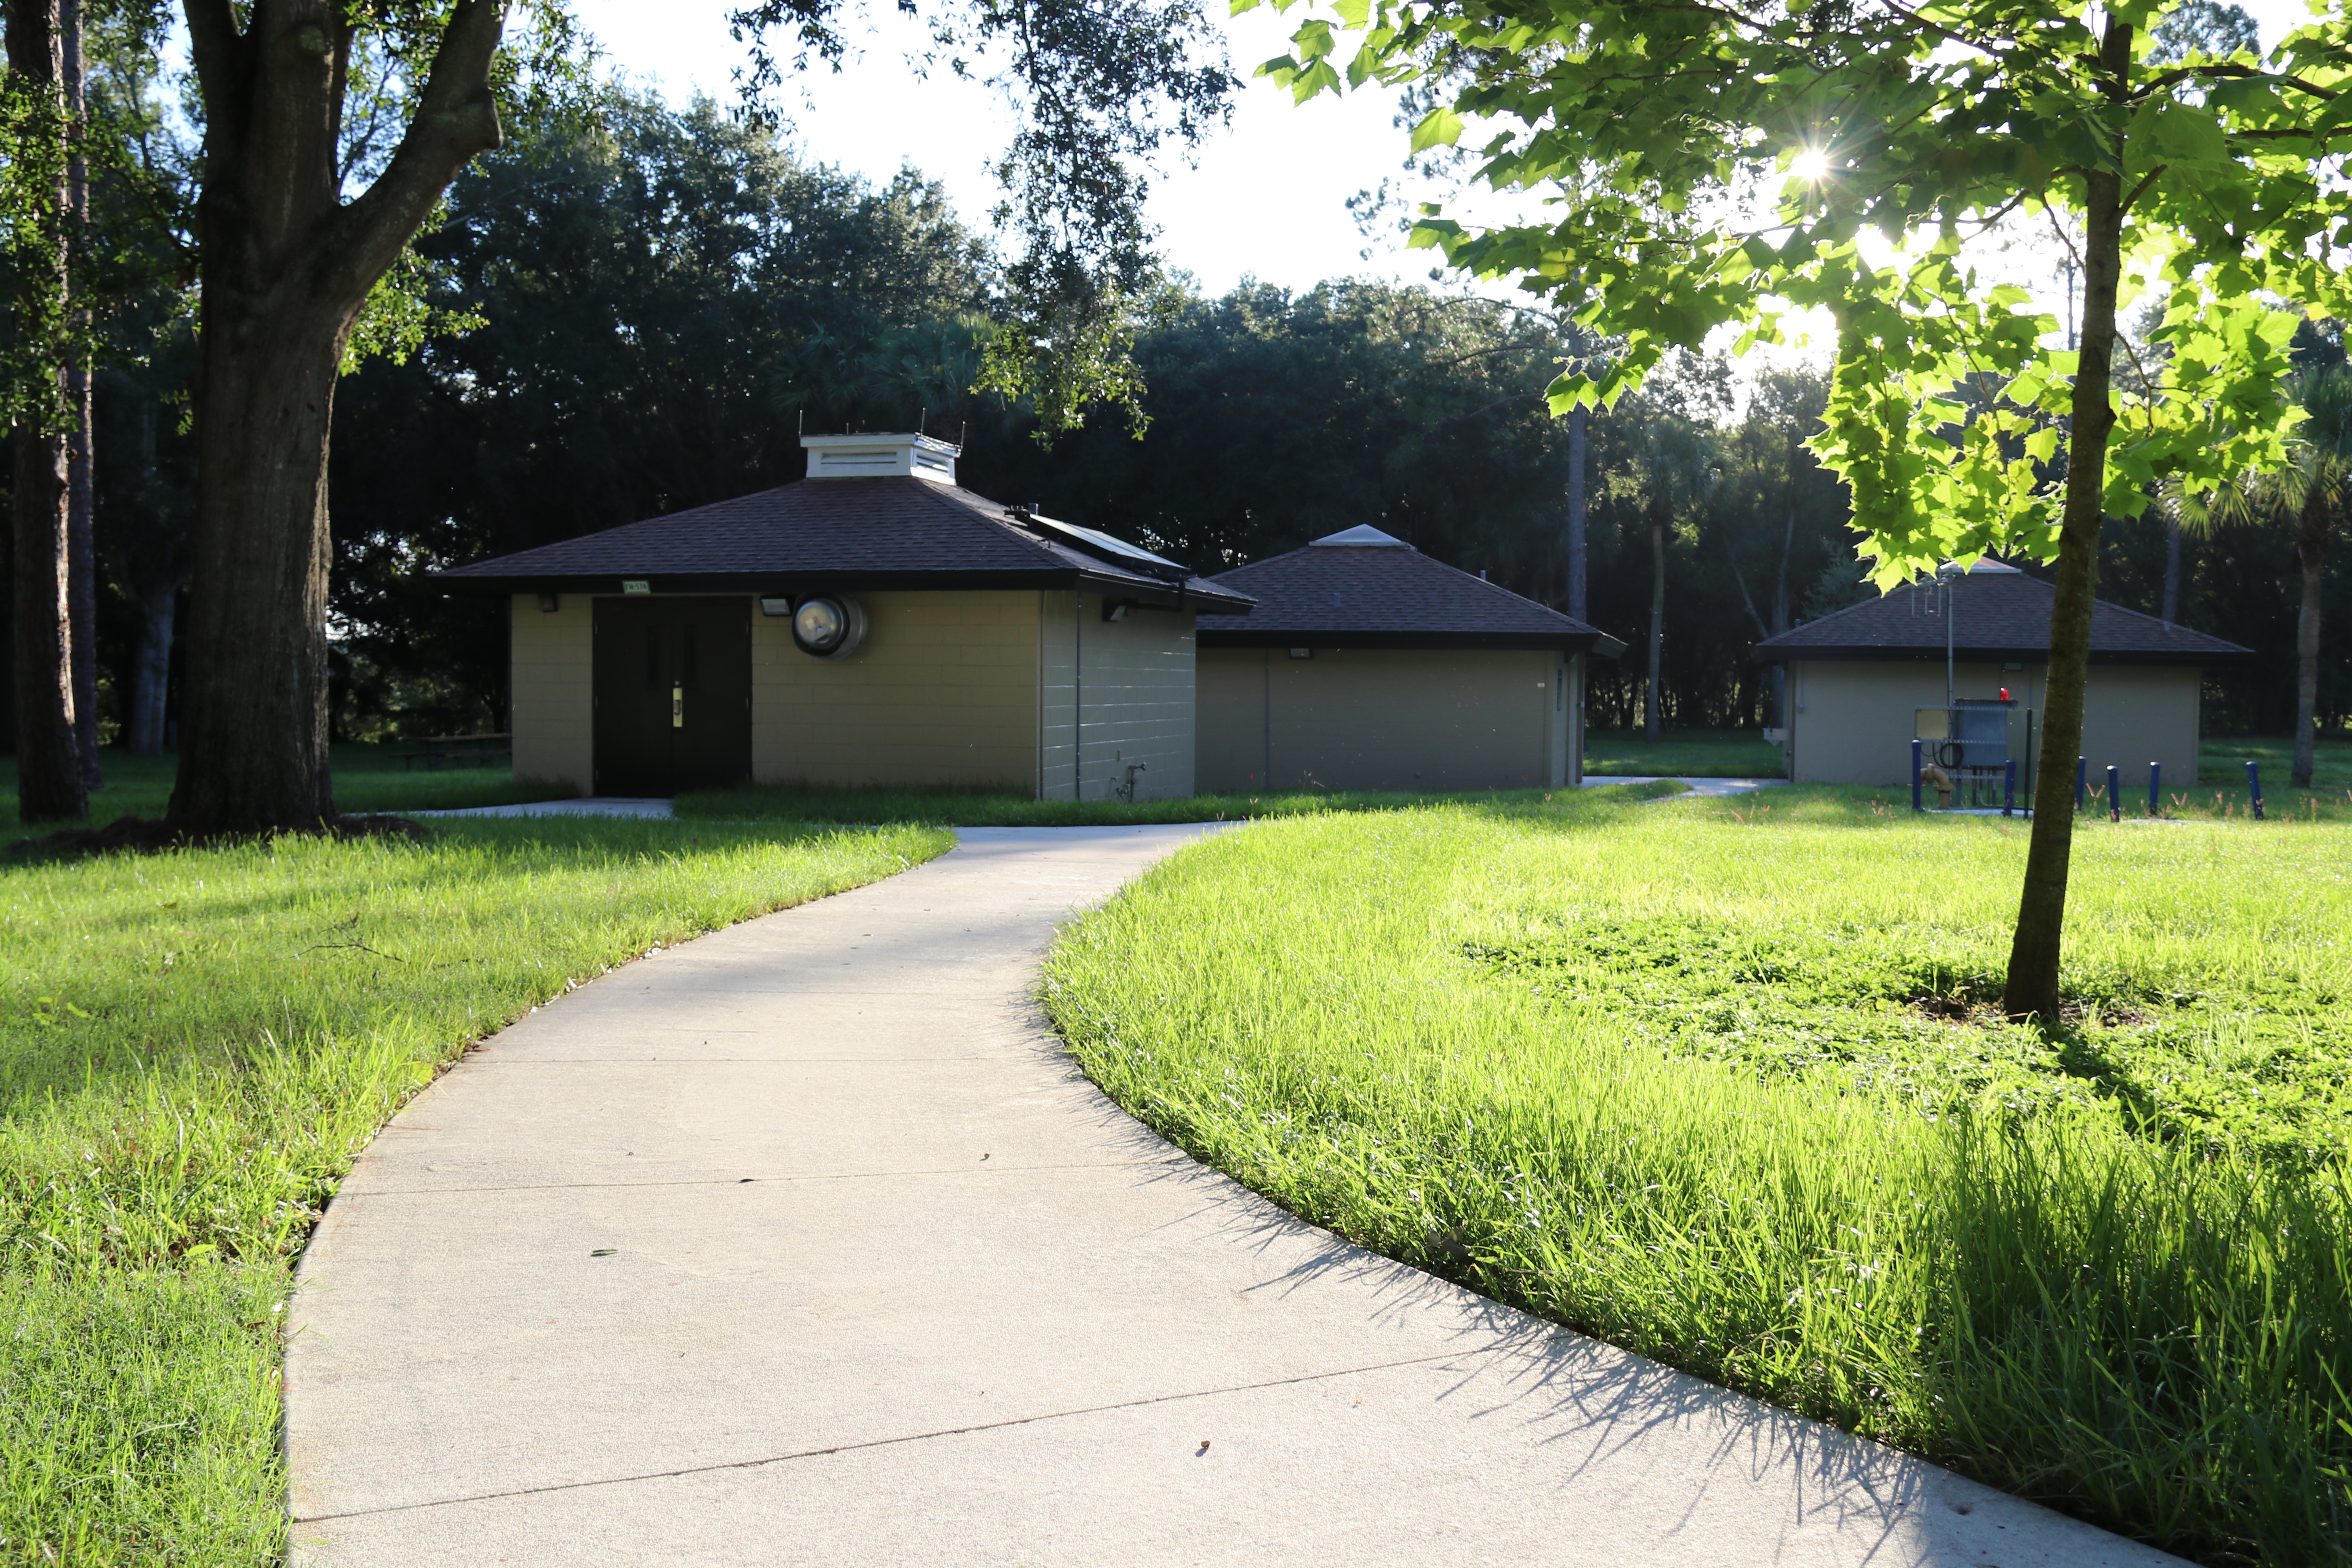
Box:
[2004,758,2016,817]
[1912,738,1923,813]
[2076,755,2087,813]
[2248,760,2265,820]
[2106,764,2121,822]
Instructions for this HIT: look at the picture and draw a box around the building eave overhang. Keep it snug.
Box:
[1748,644,2245,668]
[1198,626,1624,658]
[430,566,1254,616]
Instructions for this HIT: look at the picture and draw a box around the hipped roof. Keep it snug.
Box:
[1196,529,1624,656]
[1751,562,2250,666]
[432,476,1253,613]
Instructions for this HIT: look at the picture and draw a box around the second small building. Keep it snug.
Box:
[1192,526,1623,792]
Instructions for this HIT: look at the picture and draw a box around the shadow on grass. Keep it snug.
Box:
[675,777,1687,827]
[4,748,576,842]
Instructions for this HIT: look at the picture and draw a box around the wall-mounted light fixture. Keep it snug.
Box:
[537,593,560,613]
[1101,599,1132,623]
[1288,648,1313,660]
[791,594,868,660]
[759,597,793,617]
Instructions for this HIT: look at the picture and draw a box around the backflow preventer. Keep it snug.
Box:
[1908,567,2035,813]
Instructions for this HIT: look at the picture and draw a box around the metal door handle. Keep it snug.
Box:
[672,683,684,728]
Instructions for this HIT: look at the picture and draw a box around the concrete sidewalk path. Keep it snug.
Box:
[286,825,2179,1567]
[1587,775,1791,799]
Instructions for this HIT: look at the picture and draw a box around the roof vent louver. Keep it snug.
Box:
[801,432,960,483]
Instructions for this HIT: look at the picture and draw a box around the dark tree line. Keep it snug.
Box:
[25,92,2340,753]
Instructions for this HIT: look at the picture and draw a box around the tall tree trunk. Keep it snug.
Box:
[13,432,79,818]
[127,581,174,755]
[65,377,94,779]
[2003,18,2132,1022]
[1646,506,1666,742]
[2161,508,2183,624]
[7,0,84,823]
[174,312,347,826]
[169,0,507,833]
[2291,489,2328,789]
[1566,405,1588,622]
[62,0,95,787]
[1769,500,1795,726]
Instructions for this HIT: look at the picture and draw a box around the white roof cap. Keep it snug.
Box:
[1310,524,1409,547]
[801,432,960,483]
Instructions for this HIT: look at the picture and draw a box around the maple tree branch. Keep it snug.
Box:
[2119,165,2165,217]
[2177,60,2340,100]
[1866,0,2008,58]
[2232,125,2348,141]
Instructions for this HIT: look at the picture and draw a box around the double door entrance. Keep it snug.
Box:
[592,597,752,797]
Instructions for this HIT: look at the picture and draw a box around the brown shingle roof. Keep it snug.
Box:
[1196,528,1623,655]
[1751,563,2250,666]
[432,476,1252,612]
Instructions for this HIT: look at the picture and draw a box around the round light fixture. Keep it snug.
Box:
[791,594,867,659]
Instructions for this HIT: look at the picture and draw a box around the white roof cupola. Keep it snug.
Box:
[801,432,960,483]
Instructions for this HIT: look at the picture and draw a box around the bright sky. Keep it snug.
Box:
[573,0,1491,297]
[571,0,2327,306]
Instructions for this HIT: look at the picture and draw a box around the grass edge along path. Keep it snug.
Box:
[0,818,951,1565]
[675,777,1689,826]
[1041,796,2352,1568]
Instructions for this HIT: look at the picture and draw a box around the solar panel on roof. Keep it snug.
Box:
[1012,510,1188,580]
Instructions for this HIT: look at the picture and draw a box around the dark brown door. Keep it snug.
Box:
[593,597,751,797]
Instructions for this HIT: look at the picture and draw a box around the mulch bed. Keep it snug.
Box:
[10,813,431,858]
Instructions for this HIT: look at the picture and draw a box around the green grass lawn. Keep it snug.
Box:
[4,746,573,836]
[1044,788,2352,1567]
[2203,733,2352,788]
[1584,726,1786,777]
[0,816,949,1563]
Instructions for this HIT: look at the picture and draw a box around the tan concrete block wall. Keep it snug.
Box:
[2078,666,2205,789]
[1197,646,1555,793]
[1039,591,1077,801]
[752,590,1042,790]
[509,594,592,792]
[1036,592,1196,802]
[1785,660,2203,787]
[1196,648,1269,792]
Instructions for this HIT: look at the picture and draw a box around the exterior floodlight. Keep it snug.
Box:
[791,594,867,659]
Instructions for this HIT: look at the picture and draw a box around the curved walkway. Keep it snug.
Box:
[286,825,2178,1566]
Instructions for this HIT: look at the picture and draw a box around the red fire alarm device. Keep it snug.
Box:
[1999,687,2011,701]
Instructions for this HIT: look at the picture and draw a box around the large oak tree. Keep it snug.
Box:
[1273,0,2352,1018]
[162,0,559,831]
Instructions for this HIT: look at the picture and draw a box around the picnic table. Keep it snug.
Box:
[393,733,514,771]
